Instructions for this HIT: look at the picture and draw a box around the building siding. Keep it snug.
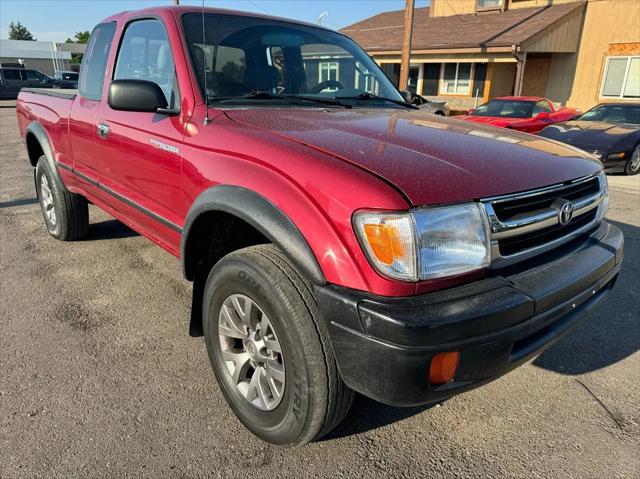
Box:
[545,0,640,109]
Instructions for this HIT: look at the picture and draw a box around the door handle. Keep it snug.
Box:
[96,123,110,139]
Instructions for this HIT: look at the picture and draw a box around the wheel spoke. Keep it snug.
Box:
[222,349,251,384]
[266,357,285,384]
[232,295,253,329]
[263,336,281,353]
[247,367,261,402]
[256,368,271,408]
[220,304,246,338]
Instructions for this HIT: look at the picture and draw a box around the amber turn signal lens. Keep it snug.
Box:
[363,223,405,266]
[429,351,460,385]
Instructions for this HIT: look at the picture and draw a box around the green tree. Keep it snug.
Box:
[8,21,36,41]
[65,30,91,65]
[65,30,90,44]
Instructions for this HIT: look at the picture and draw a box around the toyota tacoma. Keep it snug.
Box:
[16,6,623,447]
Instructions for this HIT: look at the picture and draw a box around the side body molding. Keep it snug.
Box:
[24,121,67,191]
[181,185,326,285]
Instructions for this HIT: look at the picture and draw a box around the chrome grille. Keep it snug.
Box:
[481,174,605,267]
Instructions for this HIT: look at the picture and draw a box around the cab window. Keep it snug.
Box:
[24,70,49,82]
[114,19,178,109]
[2,69,21,80]
[79,22,116,100]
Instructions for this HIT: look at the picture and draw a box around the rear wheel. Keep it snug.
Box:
[625,145,640,175]
[203,244,353,447]
[35,156,88,240]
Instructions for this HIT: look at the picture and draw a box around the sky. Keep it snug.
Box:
[0,0,430,42]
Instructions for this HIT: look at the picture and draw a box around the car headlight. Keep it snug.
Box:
[597,171,609,220]
[353,203,491,281]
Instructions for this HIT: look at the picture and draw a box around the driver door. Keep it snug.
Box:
[95,18,187,250]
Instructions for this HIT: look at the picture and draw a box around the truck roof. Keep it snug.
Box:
[101,5,335,32]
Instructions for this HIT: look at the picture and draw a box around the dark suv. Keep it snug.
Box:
[0,67,52,99]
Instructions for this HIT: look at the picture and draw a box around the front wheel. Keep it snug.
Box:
[625,145,640,175]
[203,245,353,447]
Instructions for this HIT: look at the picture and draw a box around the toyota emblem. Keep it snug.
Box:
[558,201,574,225]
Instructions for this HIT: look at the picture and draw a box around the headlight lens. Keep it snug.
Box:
[353,203,490,281]
[597,171,609,220]
[414,203,491,279]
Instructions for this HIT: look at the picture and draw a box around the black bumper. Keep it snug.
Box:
[316,222,623,407]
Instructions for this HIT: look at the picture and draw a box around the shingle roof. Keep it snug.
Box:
[341,2,585,52]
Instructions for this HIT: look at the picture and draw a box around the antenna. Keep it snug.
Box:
[202,0,211,125]
[317,11,328,25]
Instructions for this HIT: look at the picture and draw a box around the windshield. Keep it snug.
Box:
[181,13,404,106]
[579,104,640,124]
[470,100,534,118]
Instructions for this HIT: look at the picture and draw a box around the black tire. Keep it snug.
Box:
[35,156,88,240]
[203,244,354,447]
[624,145,640,175]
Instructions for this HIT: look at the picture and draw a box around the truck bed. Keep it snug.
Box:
[21,88,78,100]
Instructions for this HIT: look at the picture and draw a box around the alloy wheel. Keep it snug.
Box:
[218,294,285,411]
[630,146,640,173]
[40,175,56,226]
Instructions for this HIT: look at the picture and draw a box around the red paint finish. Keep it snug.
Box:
[458,96,579,134]
[15,7,601,297]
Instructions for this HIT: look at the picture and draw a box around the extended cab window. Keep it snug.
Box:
[114,19,177,109]
[79,22,116,100]
[532,100,552,116]
[2,69,21,80]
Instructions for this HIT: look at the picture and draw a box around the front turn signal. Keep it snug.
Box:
[429,351,460,385]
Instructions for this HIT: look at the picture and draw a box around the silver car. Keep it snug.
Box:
[412,94,450,116]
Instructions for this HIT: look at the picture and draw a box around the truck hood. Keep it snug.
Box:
[224,108,601,206]
[540,120,640,150]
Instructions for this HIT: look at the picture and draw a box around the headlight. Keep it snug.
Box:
[597,171,609,220]
[353,203,490,281]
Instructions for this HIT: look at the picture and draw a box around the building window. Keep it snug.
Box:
[319,62,339,83]
[440,63,473,95]
[476,0,503,10]
[601,56,639,99]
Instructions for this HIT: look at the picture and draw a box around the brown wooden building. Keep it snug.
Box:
[342,0,639,112]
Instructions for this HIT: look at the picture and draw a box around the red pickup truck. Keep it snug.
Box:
[17,6,623,447]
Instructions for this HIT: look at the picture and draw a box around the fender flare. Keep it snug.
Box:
[24,121,67,191]
[181,185,326,285]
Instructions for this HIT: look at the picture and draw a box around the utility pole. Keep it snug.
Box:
[398,0,415,91]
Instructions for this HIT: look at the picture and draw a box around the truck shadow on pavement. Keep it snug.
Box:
[87,219,139,240]
[533,219,639,375]
[0,197,39,208]
[322,395,438,441]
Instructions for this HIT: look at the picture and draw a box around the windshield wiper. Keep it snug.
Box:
[208,91,350,108]
[336,92,418,109]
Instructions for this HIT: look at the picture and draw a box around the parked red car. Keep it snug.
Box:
[458,96,579,134]
[16,6,621,447]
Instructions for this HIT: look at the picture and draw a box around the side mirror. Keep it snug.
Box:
[536,111,551,120]
[108,79,173,114]
[400,90,413,103]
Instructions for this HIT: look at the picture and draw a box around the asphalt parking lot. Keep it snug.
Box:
[1,102,639,478]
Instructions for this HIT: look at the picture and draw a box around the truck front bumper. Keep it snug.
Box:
[316,222,623,407]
